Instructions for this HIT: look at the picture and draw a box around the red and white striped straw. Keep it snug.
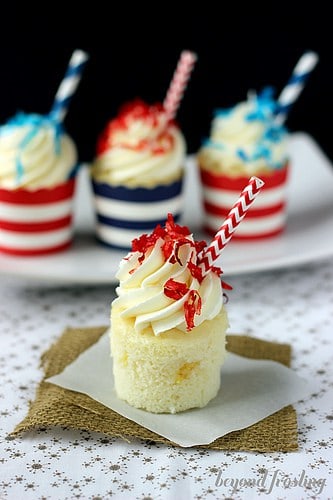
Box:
[163,50,197,121]
[198,176,265,275]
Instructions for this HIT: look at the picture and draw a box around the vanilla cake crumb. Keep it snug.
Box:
[110,306,228,413]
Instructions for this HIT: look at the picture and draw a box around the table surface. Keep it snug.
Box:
[1,256,333,500]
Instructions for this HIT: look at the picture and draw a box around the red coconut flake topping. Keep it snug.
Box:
[97,99,175,156]
[130,213,193,270]
[184,290,202,331]
[187,260,203,282]
[164,279,189,300]
[222,280,233,290]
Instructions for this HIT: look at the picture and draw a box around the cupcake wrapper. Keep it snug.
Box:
[92,179,183,250]
[200,165,289,240]
[0,178,76,256]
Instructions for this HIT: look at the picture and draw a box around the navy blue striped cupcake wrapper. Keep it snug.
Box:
[92,179,183,250]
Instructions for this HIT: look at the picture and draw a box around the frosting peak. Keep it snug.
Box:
[199,88,288,176]
[97,100,172,154]
[0,112,77,189]
[114,214,224,335]
[92,99,186,188]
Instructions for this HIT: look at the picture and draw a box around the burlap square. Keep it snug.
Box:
[12,326,298,451]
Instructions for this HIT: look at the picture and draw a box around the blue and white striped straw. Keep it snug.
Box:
[50,49,89,123]
[275,51,319,125]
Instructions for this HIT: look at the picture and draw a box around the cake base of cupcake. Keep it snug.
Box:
[110,306,228,414]
[0,179,76,256]
[200,164,289,240]
[92,179,183,250]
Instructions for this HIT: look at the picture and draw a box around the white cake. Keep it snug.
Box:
[111,307,228,413]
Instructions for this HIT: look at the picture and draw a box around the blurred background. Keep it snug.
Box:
[0,10,331,164]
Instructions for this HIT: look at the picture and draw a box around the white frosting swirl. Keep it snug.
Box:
[113,234,223,336]
[0,113,77,190]
[92,101,186,187]
[198,90,288,176]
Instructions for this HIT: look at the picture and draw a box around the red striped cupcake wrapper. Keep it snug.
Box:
[0,178,76,256]
[200,164,289,240]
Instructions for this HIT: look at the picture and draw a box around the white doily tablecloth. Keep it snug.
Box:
[1,258,333,499]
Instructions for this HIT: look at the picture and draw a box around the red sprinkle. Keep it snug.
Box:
[187,260,204,282]
[165,213,191,238]
[164,279,189,300]
[96,99,176,155]
[184,290,202,331]
[222,280,233,290]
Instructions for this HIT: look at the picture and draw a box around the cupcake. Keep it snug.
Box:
[91,50,197,251]
[198,88,289,240]
[110,213,229,414]
[0,49,88,256]
[91,100,186,250]
[0,113,78,256]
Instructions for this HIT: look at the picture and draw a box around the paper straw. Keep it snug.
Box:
[50,49,89,123]
[198,176,265,275]
[275,51,319,125]
[163,50,197,121]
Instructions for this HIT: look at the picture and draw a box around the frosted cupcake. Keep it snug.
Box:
[198,88,289,240]
[91,50,196,250]
[0,113,78,255]
[110,213,229,413]
[0,49,88,256]
[91,99,186,250]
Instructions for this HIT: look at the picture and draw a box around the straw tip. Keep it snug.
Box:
[304,50,319,60]
[299,51,319,69]
[181,50,198,62]
[250,176,265,189]
[71,49,90,64]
